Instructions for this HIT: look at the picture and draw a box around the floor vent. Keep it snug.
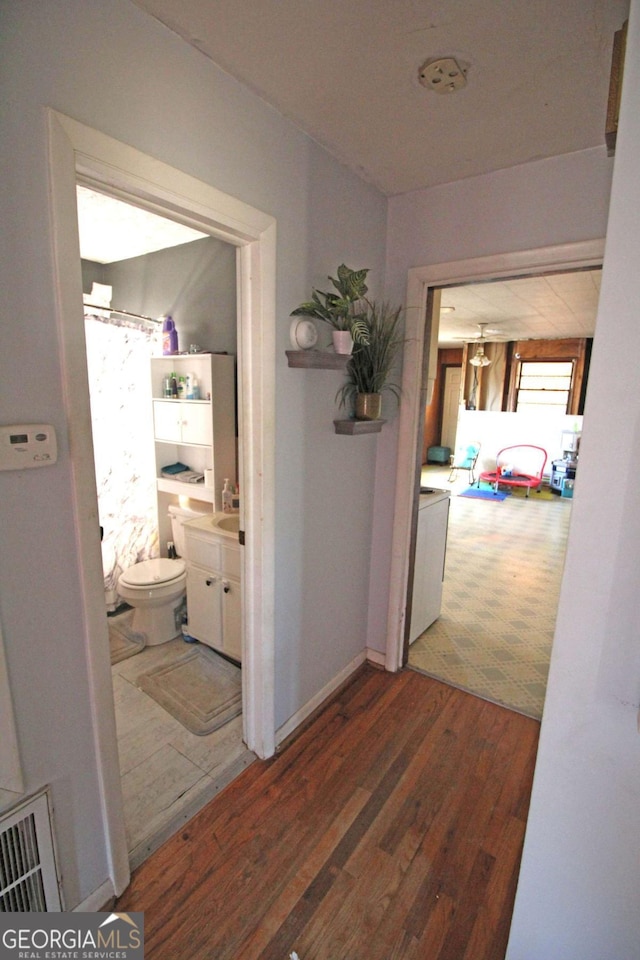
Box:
[0,789,62,911]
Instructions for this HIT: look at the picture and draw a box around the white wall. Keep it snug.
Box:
[0,0,386,907]
[454,410,583,476]
[507,4,640,956]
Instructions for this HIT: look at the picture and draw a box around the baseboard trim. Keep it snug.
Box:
[275,651,367,750]
[366,647,386,668]
[73,879,115,912]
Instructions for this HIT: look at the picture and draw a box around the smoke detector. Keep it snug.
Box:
[419,57,468,94]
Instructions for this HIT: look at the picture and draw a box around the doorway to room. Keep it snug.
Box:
[409,267,599,717]
[77,186,255,867]
[386,242,605,715]
[48,110,276,894]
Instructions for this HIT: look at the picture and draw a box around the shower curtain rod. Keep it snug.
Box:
[83,303,162,324]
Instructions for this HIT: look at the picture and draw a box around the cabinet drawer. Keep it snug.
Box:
[184,531,221,569]
[221,543,241,578]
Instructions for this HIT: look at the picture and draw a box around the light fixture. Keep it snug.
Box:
[469,346,491,367]
[418,57,468,94]
[467,322,492,366]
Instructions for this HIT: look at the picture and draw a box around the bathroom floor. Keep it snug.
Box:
[410,465,571,719]
[110,612,255,869]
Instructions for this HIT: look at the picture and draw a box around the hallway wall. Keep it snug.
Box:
[0,0,386,907]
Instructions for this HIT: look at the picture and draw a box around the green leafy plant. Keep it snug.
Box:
[336,300,403,409]
[291,264,371,344]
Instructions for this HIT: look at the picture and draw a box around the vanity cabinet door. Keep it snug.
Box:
[186,564,223,652]
[221,576,242,661]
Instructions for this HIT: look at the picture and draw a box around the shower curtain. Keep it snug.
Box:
[85,312,161,610]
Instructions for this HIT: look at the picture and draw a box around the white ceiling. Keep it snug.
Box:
[81,0,616,340]
[130,0,628,196]
[77,186,207,263]
[438,269,601,346]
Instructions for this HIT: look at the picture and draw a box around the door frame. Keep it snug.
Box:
[47,110,276,896]
[385,240,605,672]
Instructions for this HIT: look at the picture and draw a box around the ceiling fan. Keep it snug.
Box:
[455,323,507,366]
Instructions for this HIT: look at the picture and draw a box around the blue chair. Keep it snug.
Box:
[448,441,481,485]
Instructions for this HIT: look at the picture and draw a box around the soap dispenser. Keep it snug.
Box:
[222,479,234,513]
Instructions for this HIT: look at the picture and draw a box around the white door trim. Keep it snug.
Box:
[385,241,605,672]
[47,111,276,896]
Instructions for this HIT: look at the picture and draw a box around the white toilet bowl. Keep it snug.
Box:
[117,557,187,645]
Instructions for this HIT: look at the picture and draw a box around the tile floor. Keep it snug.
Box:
[110,614,255,869]
[409,465,572,719]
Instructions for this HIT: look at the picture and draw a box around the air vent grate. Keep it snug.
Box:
[0,790,61,911]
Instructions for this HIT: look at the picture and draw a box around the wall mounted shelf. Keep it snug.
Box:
[334,419,386,435]
[286,350,349,370]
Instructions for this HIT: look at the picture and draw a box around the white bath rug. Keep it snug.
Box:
[136,646,242,736]
[108,616,146,665]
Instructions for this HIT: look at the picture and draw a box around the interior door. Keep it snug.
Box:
[441,366,462,451]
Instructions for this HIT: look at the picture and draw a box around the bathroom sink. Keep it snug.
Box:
[213,514,240,535]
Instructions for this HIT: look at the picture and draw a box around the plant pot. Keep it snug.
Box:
[356,392,382,420]
[332,330,354,355]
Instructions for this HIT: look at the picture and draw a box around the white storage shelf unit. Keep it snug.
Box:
[150,353,236,511]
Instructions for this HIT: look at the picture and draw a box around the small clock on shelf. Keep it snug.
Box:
[289,318,319,350]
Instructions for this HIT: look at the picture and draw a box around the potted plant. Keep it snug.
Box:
[290,264,370,354]
[337,299,403,420]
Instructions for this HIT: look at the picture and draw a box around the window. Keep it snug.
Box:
[515,361,574,413]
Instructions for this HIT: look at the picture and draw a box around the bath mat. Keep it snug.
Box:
[109,618,146,664]
[459,487,507,501]
[136,647,242,736]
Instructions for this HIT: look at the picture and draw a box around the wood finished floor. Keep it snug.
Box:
[117,665,539,960]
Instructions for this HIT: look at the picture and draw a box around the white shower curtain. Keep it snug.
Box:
[85,313,161,610]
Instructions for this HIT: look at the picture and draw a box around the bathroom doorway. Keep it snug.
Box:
[78,188,254,866]
[48,110,276,895]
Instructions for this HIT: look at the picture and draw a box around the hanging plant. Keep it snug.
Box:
[336,299,403,419]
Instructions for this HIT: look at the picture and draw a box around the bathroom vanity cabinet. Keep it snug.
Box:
[150,354,236,511]
[182,516,242,662]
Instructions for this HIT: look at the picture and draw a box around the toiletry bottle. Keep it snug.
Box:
[170,373,178,398]
[177,376,187,399]
[162,317,178,355]
[187,373,199,400]
[162,375,172,398]
[222,479,233,513]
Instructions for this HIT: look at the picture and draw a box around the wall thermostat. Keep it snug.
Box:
[0,424,58,471]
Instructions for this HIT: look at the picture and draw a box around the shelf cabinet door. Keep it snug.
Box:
[153,400,183,442]
[153,400,212,445]
[180,402,212,445]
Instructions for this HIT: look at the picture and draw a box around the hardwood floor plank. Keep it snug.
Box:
[116,666,539,960]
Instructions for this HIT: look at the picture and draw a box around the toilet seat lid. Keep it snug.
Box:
[120,558,185,586]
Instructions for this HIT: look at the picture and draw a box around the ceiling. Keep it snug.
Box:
[130,0,628,197]
[81,1,617,341]
[437,269,601,346]
[77,186,207,263]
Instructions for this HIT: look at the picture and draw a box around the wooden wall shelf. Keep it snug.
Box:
[286,350,349,370]
[334,419,386,435]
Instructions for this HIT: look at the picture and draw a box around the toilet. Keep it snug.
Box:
[117,503,206,645]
